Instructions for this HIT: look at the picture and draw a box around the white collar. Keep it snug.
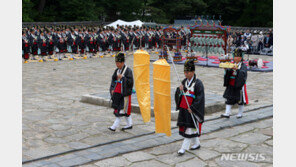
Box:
[186,76,194,88]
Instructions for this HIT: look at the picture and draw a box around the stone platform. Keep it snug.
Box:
[81,90,226,121]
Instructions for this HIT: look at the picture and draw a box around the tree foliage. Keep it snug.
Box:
[22,0,273,27]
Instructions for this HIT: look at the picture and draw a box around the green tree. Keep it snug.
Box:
[22,0,36,22]
[236,0,273,27]
[21,0,273,27]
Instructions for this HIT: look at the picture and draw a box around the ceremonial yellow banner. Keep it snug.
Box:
[133,50,151,122]
[153,59,171,136]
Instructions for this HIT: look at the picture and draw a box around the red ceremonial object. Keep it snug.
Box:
[212,61,220,64]
[261,66,268,68]
[198,58,207,61]
[209,56,218,59]
[263,61,270,63]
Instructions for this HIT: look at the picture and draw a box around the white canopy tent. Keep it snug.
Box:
[105,19,143,28]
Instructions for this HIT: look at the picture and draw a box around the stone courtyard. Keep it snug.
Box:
[22,51,273,166]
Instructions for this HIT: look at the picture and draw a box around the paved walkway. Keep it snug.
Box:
[80,118,273,167]
[22,51,273,162]
[22,106,272,167]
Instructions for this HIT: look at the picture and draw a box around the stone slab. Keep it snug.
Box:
[81,91,226,121]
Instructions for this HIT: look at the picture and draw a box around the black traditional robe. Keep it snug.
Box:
[57,36,66,53]
[87,36,95,53]
[175,74,205,138]
[37,36,48,56]
[109,65,134,117]
[22,37,30,60]
[78,36,85,54]
[223,62,248,105]
[46,36,55,55]
[30,35,38,55]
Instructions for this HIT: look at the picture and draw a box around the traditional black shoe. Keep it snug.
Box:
[236,115,243,119]
[190,145,201,150]
[108,127,115,131]
[221,114,230,118]
[59,58,62,61]
[121,126,133,131]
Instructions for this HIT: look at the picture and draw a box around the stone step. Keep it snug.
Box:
[80,91,231,121]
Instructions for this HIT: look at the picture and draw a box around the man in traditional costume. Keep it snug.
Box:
[68,30,78,59]
[56,30,66,61]
[175,60,205,155]
[22,31,30,61]
[46,30,54,59]
[221,48,248,118]
[29,29,38,60]
[108,52,134,131]
[37,31,48,61]
[78,30,86,57]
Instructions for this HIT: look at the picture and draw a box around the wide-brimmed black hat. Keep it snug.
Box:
[115,52,125,62]
[233,48,243,58]
[184,60,195,72]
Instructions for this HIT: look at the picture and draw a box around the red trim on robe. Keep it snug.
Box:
[114,82,122,93]
[180,90,194,109]
[179,126,185,133]
[24,53,29,59]
[127,95,132,116]
[244,84,249,105]
[229,71,235,86]
[198,123,202,135]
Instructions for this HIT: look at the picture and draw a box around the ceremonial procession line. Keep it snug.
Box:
[23,106,272,167]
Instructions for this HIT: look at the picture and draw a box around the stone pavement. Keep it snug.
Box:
[22,51,273,162]
[22,106,273,167]
[82,117,273,167]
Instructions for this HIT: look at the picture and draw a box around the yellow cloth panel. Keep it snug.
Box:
[153,59,171,136]
[133,50,151,123]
